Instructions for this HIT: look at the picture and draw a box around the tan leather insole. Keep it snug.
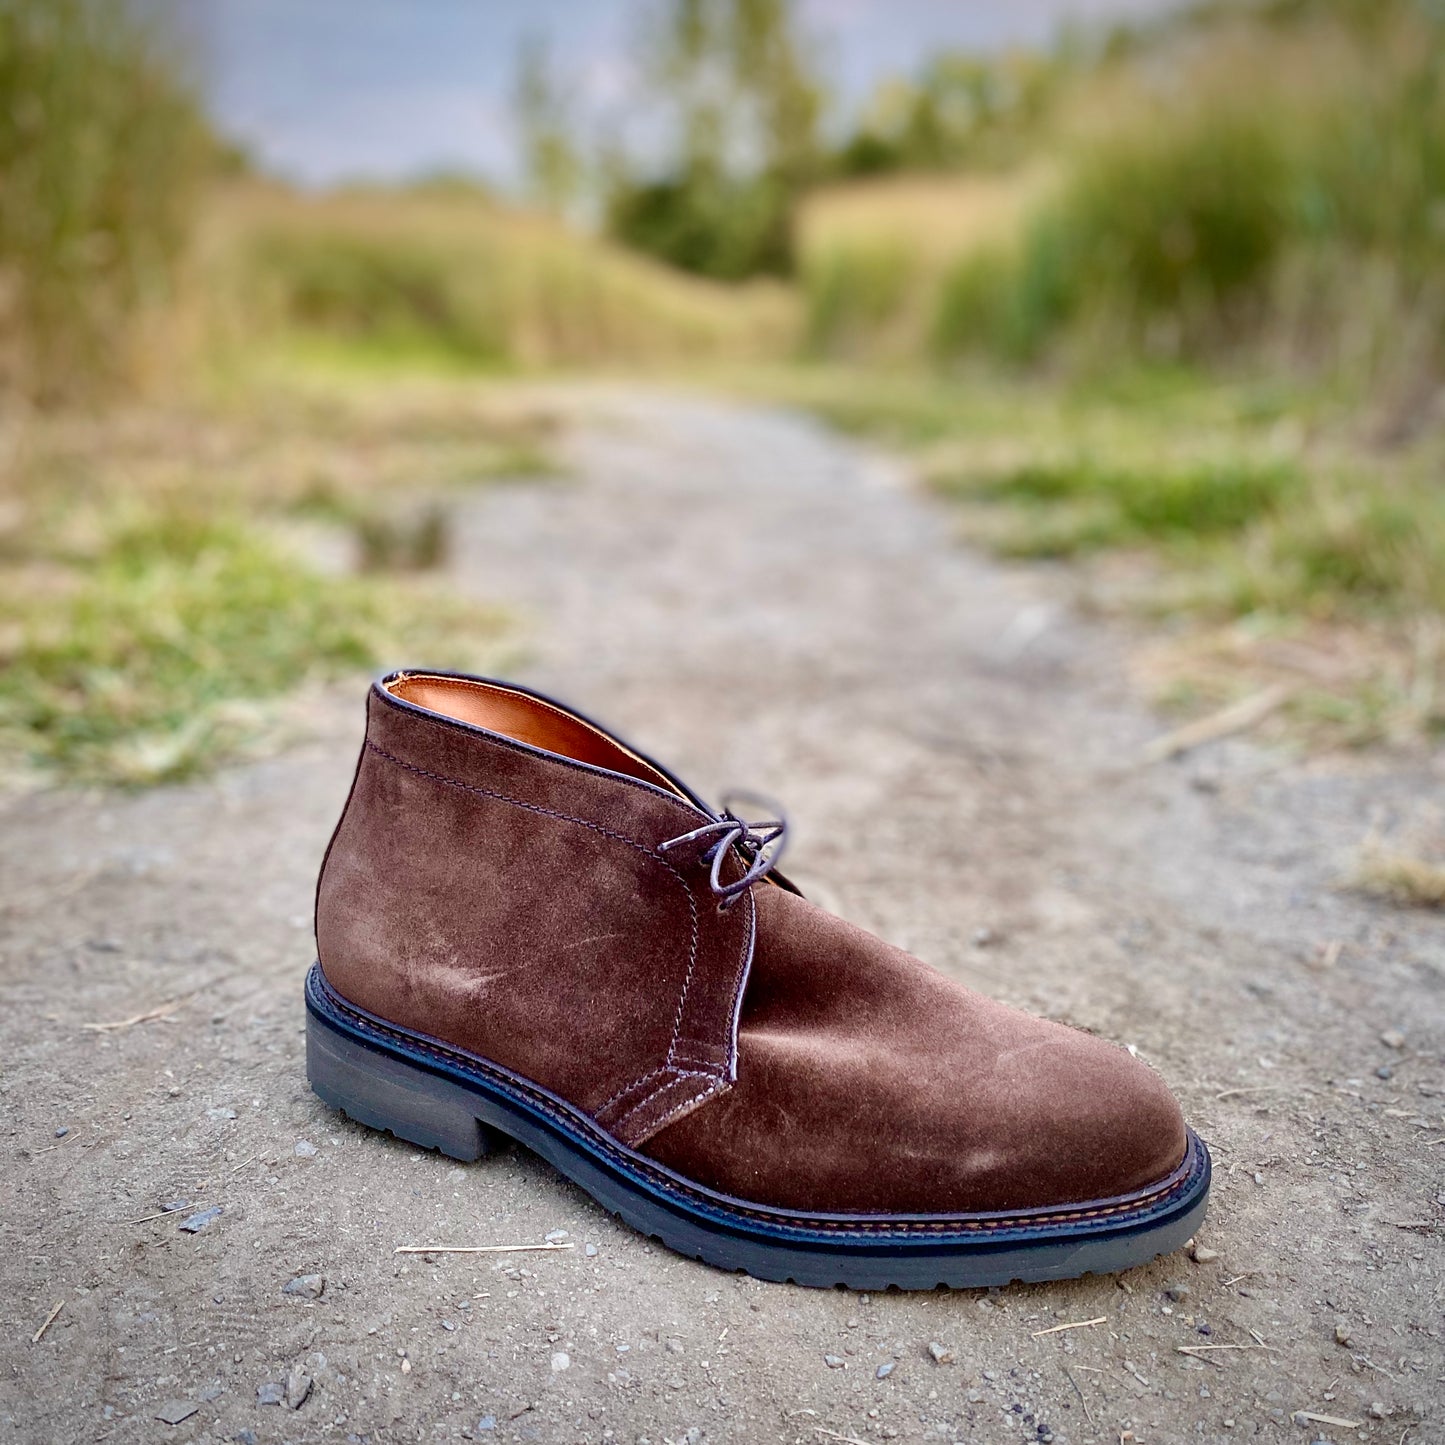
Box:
[385,674,684,794]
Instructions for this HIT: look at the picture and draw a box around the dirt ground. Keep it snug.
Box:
[1,389,1441,1445]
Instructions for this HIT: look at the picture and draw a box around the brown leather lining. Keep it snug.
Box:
[385,674,684,795]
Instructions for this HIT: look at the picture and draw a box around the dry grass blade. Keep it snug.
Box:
[393,1242,574,1256]
[1176,1343,1276,1359]
[1351,841,1445,909]
[815,1429,872,1445]
[31,1301,63,1344]
[1065,1367,1096,1426]
[1031,1316,1107,1337]
[80,994,194,1033]
[1143,683,1293,763]
[1292,1410,1362,1429]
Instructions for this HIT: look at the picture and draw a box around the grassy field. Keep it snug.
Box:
[2,0,1442,786]
[0,383,557,785]
[205,183,796,375]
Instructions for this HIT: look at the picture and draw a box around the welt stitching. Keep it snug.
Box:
[316,969,1200,1236]
[366,739,716,1098]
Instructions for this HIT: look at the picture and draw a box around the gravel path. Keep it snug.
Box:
[1,388,1441,1445]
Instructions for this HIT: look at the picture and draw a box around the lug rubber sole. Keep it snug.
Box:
[305,963,1210,1289]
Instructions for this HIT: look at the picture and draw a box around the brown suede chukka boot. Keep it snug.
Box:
[308,671,1210,1288]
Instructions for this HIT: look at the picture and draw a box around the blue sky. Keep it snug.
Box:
[170,0,1186,189]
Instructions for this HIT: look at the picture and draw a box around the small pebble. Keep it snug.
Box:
[1334,1321,1352,1347]
[550,1351,570,1372]
[1368,1403,1388,1419]
[665,1338,684,1355]
[584,1243,598,1257]
[876,1361,895,1379]
[178,1205,223,1233]
[823,1354,845,1369]
[160,1199,190,1213]
[280,1274,325,1299]
[971,926,996,948]
[1380,1029,1406,1050]
[54,1127,69,1139]
[234,1431,258,1445]
[1165,1283,1190,1302]
[285,1366,313,1409]
[256,1381,285,1407]
[207,1108,237,1122]
[927,1341,954,1364]
[294,1140,318,1158]
[154,1400,197,1425]
[476,1418,496,1433]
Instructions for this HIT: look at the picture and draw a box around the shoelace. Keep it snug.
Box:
[658,793,788,911]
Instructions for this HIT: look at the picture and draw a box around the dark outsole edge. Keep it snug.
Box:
[304,963,1210,1290]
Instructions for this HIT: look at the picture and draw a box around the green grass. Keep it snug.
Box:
[939,454,1302,557]
[736,360,1445,746]
[0,505,496,786]
[0,381,548,787]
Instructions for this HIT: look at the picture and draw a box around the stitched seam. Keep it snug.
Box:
[637,1079,728,1140]
[595,1065,672,1118]
[612,1069,722,1136]
[366,739,717,1099]
[375,681,707,821]
[316,969,1201,1237]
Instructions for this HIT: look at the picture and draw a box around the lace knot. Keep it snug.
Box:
[658,792,787,910]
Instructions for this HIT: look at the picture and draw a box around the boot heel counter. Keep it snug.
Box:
[313,732,378,989]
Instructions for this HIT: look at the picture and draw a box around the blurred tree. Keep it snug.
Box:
[605,0,825,279]
[512,34,582,217]
[833,51,1062,178]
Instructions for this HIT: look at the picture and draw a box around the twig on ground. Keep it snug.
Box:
[1143,683,1293,763]
[1177,1342,1275,1353]
[80,993,195,1033]
[225,1151,262,1177]
[393,1242,574,1256]
[1065,1368,1096,1426]
[815,1429,871,1445]
[1032,1316,1107,1338]
[31,1301,63,1344]
[1292,1410,1361,1430]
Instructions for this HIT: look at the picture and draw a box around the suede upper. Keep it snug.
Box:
[316,673,1189,1216]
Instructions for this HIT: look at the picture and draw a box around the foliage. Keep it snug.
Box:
[929,11,1445,375]
[0,0,212,400]
[833,52,1065,178]
[512,36,582,216]
[605,0,825,278]
[0,506,487,786]
[221,185,794,369]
